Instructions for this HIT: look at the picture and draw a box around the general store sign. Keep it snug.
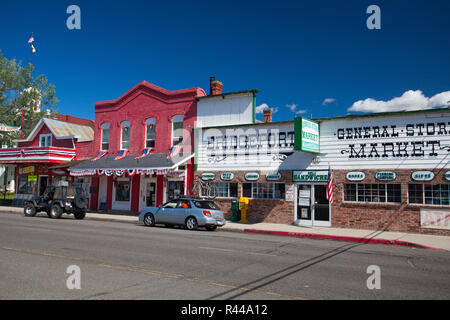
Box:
[293,170,328,182]
[294,117,320,153]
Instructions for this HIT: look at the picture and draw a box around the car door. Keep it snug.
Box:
[172,200,191,224]
[156,199,179,224]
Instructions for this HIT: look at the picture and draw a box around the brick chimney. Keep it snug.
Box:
[209,76,223,95]
[263,109,273,123]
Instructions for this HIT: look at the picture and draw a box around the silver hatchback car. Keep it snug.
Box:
[138,198,226,231]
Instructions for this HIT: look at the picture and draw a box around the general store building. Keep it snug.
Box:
[196,107,450,235]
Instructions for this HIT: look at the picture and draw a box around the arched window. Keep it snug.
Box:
[121,121,131,150]
[172,115,183,147]
[145,118,156,148]
[101,123,110,151]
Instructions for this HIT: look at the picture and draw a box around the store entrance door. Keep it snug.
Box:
[145,181,156,208]
[295,184,331,227]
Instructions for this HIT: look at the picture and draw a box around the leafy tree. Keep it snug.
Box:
[0,50,58,147]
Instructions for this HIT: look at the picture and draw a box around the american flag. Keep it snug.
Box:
[114,149,129,160]
[135,147,153,160]
[326,166,333,204]
[167,145,182,159]
[91,150,107,162]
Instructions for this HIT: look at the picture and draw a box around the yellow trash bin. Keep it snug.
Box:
[238,197,249,223]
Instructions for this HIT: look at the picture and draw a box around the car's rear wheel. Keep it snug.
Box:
[143,213,155,227]
[24,203,37,217]
[185,217,198,230]
[49,204,63,219]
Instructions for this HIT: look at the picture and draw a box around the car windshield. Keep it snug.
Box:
[192,200,220,210]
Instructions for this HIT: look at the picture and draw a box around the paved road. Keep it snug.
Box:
[0,211,449,300]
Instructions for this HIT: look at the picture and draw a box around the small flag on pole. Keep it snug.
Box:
[28,36,34,44]
[135,147,153,160]
[91,150,107,162]
[114,149,129,161]
[326,166,333,204]
[31,44,36,53]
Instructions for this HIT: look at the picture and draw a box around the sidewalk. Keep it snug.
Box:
[1,205,449,251]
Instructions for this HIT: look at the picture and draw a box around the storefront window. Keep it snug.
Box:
[167,180,184,200]
[202,182,237,198]
[17,176,37,195]
[115,180,130,202]
[344,184,401,203]
[242,183,285,200]
[408,184,450,205]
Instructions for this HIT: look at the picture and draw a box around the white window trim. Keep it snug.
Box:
[171,115,184,148]
[120,121,131,150]
[39,134,52,147]
[242,182,285,200]
[145,118,156,149]
[100,123,110,151]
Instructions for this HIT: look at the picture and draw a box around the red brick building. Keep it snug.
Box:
[70,81,206,212]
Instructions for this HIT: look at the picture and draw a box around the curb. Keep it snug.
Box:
[242,229,436,250]
[0,208,443,251]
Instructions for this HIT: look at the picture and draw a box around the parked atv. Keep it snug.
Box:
[23,181,87,219]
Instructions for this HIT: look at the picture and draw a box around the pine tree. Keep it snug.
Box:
[0,50,58,147]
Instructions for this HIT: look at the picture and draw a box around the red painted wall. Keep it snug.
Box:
[93,81,206,156]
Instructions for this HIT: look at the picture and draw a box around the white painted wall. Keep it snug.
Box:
[197,110,450,171]
[196,93,254,128]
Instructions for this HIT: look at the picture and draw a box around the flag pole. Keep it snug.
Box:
[21,108,24,139]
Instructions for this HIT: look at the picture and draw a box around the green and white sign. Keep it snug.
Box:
[294,117,320,153]
[245,172,260,181]
[444,171,450,181]
[411,171,434,181]
[266,172,282,181]
[346,171,365,181]
[201,172,215,181]
[375,171,396,181]
[220,172,234,181]
[293,170,328,182]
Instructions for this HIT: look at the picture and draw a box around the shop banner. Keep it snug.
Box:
[420,209,450,230]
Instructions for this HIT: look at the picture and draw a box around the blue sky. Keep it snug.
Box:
[1,0,449,122]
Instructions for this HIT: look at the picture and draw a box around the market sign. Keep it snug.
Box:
[294,117,320,153]
[20,166,35,174]
[220,172,234,181]
[411,171,435,181]
[375,171,396,181]
[265,172,282,181]
[444,171,450,181]
[293,170,328,182]
[27,175,37,182]
[245,172,260,181]
[201,172,215,181]
[346,171,365,181]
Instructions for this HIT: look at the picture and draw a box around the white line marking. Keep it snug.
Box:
[199,246,278,257]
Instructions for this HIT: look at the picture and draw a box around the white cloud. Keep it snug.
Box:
[322,98,336,106]
[286,103,307,114]
[255,103,278,114]
[348,90,450,113]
